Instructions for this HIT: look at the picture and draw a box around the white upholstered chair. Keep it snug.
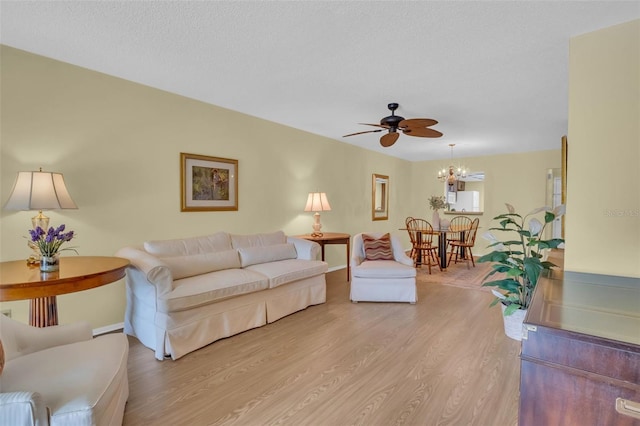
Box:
[0,314,129,426]
[350,232,417,303]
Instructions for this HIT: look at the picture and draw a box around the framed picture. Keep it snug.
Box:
[456,180,466,191]
[180,153,238,211]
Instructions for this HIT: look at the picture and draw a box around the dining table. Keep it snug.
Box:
[400,224,472,269]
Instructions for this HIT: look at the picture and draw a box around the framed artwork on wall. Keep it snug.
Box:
[180,152,238,211]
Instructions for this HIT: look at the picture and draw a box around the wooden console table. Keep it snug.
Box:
[0,256,129,327]
[295,232,350,281]
[519,273,640,425]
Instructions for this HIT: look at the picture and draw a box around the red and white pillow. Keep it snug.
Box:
[362,233,394,261]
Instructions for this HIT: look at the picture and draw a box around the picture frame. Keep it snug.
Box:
[180,153,238,211]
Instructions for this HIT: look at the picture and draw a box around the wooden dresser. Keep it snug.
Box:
[519,273,640,425]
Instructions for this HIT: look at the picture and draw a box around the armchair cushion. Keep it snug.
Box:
[362,233,394,261]
[1,333,128,426]
[0,314,129,426]
[352,260,416,279]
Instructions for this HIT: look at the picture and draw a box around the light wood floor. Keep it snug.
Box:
[123,269,521,426]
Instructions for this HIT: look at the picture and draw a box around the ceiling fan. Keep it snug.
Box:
[343,103,443,147]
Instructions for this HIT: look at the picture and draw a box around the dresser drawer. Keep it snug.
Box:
[522,324,640,384]
[519,359,640,425]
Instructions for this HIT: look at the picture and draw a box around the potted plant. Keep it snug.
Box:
[478,203,565,340]
[428,195,446,228]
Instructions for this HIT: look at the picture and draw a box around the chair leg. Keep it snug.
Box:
[447,244,456,267]
[468,247,475,267]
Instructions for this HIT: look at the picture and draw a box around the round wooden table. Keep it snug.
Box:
[0,256,129,327]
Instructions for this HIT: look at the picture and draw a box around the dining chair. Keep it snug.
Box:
[446,215,473,246]
[407,218,442,274]
[405,216,415,260]
[447,217,480,268]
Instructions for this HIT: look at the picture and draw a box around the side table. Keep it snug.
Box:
[0,256,129,327]
[295,232,350,281]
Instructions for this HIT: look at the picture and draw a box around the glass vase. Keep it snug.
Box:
[40,254,60,272]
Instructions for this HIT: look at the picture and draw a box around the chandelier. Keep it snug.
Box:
[437,144,467,188]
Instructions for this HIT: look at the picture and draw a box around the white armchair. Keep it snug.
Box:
[350,232,417,303]
[0,314,129,426]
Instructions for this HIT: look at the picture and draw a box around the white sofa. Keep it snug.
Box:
[350,232,417,303]
[0,314,129,426]
[116,231,327,360]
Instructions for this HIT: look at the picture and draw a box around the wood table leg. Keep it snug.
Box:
[346,239,350,281]
[30,296,58,327]
[439,232,448,269]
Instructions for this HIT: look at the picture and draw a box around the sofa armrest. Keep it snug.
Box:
[287,237,321,261]
[115,246,174,297]
[0,314,92,361]
[0,391,48,426]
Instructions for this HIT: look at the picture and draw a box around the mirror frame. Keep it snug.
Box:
[372,173,389,221]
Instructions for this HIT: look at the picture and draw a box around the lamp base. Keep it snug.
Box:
[311,212,324,237]
[31,211,49,230]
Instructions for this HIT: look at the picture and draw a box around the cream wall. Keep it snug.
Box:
[566,19,640,277]
[411,150,561,252]
[0,46,560,328]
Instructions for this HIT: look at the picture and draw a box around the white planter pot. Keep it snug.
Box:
[500,304,527,341]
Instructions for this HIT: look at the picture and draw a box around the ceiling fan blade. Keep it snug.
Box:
[343,129,384,137]
[402,127,443,138]
[380,132,400,147]
[359,123,391,129]
[399,118,438,128]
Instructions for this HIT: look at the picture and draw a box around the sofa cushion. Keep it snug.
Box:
[230,231,286,249]
[160,250,241,279]
[144,232,232,256]
[238,243,297,268]
[158,269,269,313]
[0,333,128,425]
[362,233,394,261]
[246,259,328,289]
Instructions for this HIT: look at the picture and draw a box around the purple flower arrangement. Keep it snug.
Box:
[29,224,77,257]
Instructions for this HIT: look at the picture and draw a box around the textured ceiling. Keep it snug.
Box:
[1,1,638,161]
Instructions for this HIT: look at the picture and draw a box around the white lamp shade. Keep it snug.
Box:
[4,171,78,211]
[304,192,331,212]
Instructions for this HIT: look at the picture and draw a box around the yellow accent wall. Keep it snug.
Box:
[566,19,640,277]
[0,46,561,328]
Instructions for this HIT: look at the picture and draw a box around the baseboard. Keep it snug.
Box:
[328,264,347,273]
[93,322,124,336]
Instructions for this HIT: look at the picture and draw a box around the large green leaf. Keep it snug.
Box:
[503,303,524,316]
[482,278,521,293]
[544,211,555,223]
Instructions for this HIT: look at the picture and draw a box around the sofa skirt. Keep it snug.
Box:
[128,274,327,360]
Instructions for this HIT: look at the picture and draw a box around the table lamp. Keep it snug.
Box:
[304,192,331,237]
[4,168,78,230]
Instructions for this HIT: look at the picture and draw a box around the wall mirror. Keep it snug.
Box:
[372,174,389,221]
